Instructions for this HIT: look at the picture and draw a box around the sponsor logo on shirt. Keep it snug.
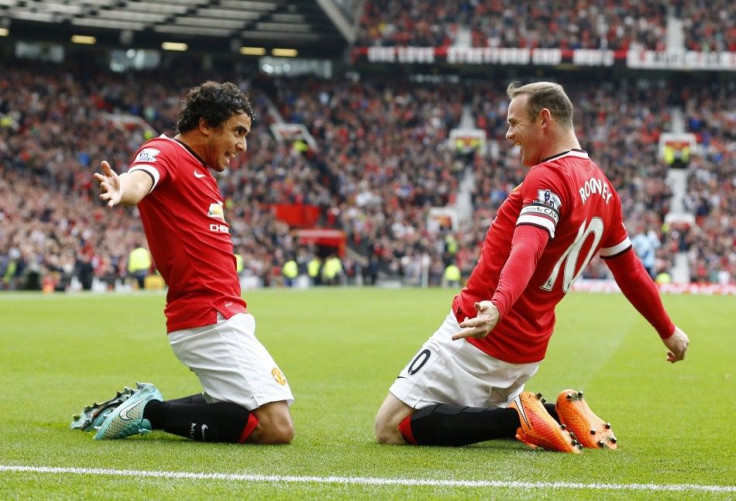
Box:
[208,202,225,221]
[134,148,160,163]
[210,224,229,234]
[208,203,229,233]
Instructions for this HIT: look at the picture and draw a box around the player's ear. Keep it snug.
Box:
[197,117,212,135]
[539,108,551,126]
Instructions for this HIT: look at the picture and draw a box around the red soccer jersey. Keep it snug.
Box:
[128,136,246,332]
[453,150,631,363]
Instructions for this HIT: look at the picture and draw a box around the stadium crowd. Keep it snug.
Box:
[357,0,463,48]
[681,0,736,53]
[468,0,670,50]
[680,82,736,284]
[1,59,734,291]
[357,0,736,54]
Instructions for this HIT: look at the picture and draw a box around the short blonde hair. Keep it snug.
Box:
[507,81,574,129]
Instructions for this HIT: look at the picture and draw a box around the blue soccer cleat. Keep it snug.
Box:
[93,383,163,440]
[70,386,136,432]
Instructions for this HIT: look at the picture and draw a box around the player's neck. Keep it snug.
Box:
[544,131,581,158]
[174,133,209,167]
[174,132,196,150]
[175,132,204,154]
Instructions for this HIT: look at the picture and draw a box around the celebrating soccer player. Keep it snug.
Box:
[374,81,690,452]
[73,82,294,445]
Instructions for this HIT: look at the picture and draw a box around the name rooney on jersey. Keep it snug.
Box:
[579,176,612,204]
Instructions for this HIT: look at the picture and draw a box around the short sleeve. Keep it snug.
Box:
[517,166,566,238]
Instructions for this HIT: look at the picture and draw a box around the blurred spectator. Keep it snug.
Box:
[442,261,462,288]
[321,254,344,285]
[282,256,299,287]
[127,243,152,290]
[307,255,323,286]
[631,225,661,279]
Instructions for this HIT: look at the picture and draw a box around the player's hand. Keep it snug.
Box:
[94,160,122,208]
[663,326,689,363]
[452,301,500,340]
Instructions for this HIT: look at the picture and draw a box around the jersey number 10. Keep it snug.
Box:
[541,217,604,293]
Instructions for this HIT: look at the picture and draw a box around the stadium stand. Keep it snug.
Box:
[469,0,670,50]
[680,0,736,52]
[0,2,734,291]
[357,0,463,47]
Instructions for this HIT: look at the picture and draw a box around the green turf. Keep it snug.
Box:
[0,288,734,499]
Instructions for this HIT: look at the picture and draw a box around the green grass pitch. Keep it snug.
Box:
[0,288,734,499]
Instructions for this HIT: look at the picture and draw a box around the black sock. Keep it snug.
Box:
[544,402,559,422]
[144,400,253,443]
[165,394,207,405]
[401,404,520,446]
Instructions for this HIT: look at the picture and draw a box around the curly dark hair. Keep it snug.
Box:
[176,81,254,134]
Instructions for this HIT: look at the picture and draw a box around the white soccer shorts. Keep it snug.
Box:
[168,312,293,410]
[390,311,540,409]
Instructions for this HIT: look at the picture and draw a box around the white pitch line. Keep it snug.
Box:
[1,466,734,493]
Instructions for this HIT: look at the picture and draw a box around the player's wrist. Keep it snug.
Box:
[489,298,505,319]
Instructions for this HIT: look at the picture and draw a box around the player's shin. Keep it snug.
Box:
[144,400,258,443]
[399,404,519,446]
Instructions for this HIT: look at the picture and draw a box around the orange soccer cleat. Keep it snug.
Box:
[510,392,582,453]
[556,389,618,449]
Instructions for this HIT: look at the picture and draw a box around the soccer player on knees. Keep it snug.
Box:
[71,82,294,444]
[374,81,689,452]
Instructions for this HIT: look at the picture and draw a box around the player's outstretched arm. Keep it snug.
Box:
[94,160,152,207]
[606,248,691,364]
[663,326,689,364]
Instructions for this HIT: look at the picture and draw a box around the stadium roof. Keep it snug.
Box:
[0,0,354,58]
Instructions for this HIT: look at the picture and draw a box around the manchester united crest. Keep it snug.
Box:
[271,367,287,385]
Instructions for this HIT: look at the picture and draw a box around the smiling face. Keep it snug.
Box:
[505,93,545,167]
[203,112,252,171]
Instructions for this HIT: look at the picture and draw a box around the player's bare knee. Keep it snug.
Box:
[262,420,294,445]
[374,418,388,443]
[374,426,393,445]
[375,395,412,445]
[374,417,403,445]
[252,401,293,444]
